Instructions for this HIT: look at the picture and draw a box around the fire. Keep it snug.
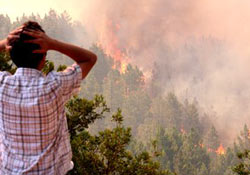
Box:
[121,62,127,74]
[98,19,130,73]
[248,129,250,139]
[215,144,225,155]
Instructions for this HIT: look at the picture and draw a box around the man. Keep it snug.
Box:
[0,21,97,174]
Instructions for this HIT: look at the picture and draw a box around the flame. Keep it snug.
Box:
[215,144,225,155]
[206,144,226,155]
[121,62,127,74]
[98,19,130,73]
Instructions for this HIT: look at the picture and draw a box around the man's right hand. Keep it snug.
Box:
[0,26,24,52]
[23,29,55,53]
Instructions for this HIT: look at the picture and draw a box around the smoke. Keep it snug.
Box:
[77,0,250,144]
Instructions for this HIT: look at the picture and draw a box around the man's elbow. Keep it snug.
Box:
[80,54,97,79]
[91,54,97,65]
[93,54,97,63]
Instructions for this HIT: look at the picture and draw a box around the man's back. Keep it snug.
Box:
[0,21,97,174]
[0,64,81,174]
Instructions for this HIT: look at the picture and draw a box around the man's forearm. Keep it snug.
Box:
[49,39,97,64]
[49,39,97,79]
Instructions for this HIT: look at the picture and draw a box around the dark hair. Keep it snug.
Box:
[9,21,45,69]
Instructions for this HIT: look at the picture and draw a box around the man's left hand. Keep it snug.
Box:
[4,26,24,51]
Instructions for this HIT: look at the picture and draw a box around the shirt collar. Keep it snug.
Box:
[15,68,44,77]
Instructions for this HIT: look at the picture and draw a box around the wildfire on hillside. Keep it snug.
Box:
[98,20,130,74]
[179,128,226,155]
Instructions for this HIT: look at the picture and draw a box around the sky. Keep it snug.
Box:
[0,0,84,21]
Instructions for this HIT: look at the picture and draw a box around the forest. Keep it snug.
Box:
[0,10,249,175]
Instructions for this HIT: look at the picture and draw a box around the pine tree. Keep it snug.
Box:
[233,150,250,175]
[66,99,172,175]
[205,125,220,151]
[173,129,210,175]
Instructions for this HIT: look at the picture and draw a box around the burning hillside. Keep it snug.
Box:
[82,0,250,145]
[97,20,130,73]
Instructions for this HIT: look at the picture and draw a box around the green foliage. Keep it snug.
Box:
[66,95,109,137]
[103,69,125,112]
[149,62,163,98]
[204,125,220,150]
[41,60,55,75]
[237,125,250,151]
[233,150,250,175]
[122,90,152,129]
[89,44,113,83]
[0,51,16,74]
[156,128,183,171]
[173,129,210,175]
[67,96,172,175]
[80,73,101,100]
[182,100,202,134]
[57,64,67,72]
[149,126,214,175]
[41,60,68,75]
[123,64,144,93]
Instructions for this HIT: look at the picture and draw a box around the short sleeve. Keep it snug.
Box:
[50,63,82,100]
[0,71,11,84]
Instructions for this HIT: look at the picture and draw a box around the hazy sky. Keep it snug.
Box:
[0,0,85,21]
[2,0,250,48]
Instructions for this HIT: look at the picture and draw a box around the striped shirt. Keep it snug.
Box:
[0,64,82,175]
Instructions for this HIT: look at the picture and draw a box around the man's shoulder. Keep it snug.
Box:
[0,71,12,82]
[0,71,12,76]
[47,64,82,82]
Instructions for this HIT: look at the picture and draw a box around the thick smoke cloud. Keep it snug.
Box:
[79,0,250,144]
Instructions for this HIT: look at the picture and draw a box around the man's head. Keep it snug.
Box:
[9,21,46,69]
